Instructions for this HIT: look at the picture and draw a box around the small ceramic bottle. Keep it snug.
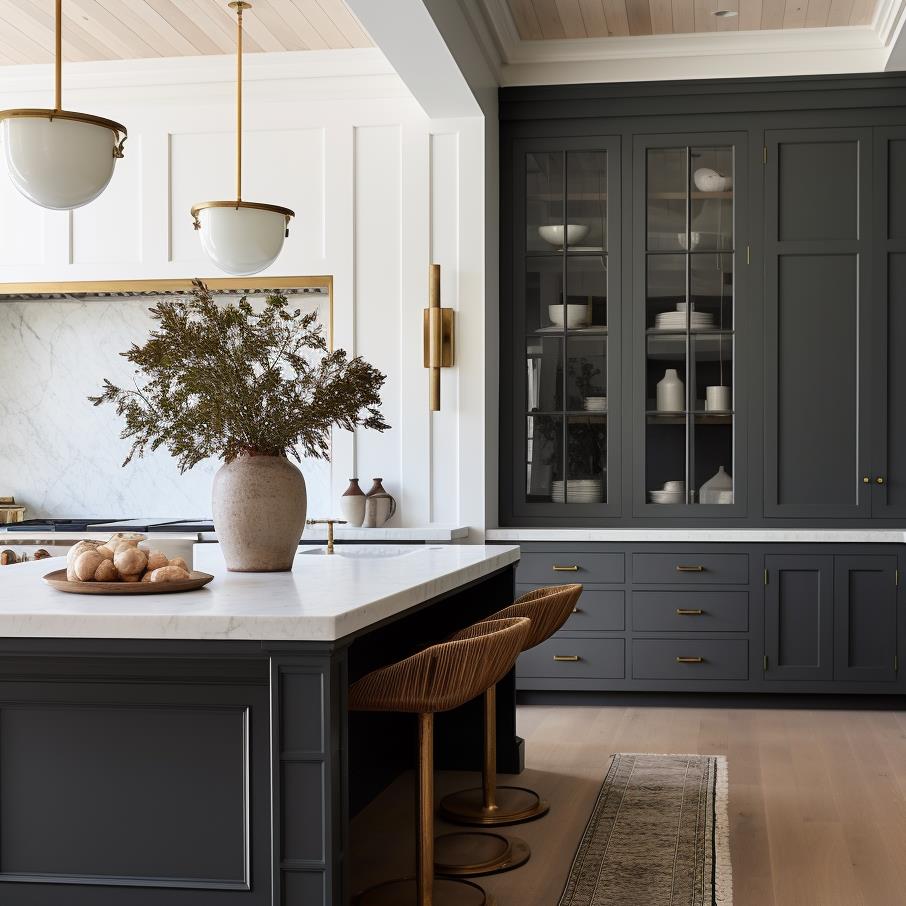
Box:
[340,478,366,527]
[657,368,685,413]
[363,478,397,528]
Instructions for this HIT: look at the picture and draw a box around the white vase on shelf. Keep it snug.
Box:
[656,368,685,413]
[699,466,734,504]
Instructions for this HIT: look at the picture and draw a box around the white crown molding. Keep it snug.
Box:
[476,0,899,83]
[876,0,906,44]
[0,48,398,95]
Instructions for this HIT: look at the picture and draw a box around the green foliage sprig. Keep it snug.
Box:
[90,281,389,472]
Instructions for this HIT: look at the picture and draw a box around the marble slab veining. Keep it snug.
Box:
[485,528,906,543]
[0,545,520,642]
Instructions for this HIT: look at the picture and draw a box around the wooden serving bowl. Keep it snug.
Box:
[42,568,214,595]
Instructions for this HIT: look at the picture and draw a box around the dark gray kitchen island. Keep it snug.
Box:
[0,544,521,906]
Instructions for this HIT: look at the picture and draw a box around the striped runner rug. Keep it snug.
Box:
[559,753,732,906]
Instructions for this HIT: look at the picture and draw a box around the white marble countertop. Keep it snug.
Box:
[486,528,906,543]
[0,544,519,642]
[0,526,469,543]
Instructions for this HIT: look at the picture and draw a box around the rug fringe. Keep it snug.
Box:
[714,755,733,905]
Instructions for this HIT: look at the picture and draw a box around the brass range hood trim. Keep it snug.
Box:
[0,276,335,351]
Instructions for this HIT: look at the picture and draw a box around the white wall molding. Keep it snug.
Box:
[0,52,489,534]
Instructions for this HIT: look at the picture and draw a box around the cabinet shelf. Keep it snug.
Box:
[528,410,608,418]
[646,410,734,425]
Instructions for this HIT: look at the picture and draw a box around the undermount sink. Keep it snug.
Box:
[299,546,421,559]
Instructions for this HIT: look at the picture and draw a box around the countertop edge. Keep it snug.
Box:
[486,529,906,543]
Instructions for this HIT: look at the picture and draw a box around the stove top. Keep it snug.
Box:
[2,518,214,533]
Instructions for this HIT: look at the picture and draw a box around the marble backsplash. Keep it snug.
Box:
[0,299,330,519]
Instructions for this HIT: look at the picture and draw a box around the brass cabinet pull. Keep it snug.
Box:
[676,656,704,664]
[553,565,579,572]
[676,565,705,572]
[572,607,581,614]
[553,655,580,662]
[863,476,871,484]
[676,608,704,615]
[876,476,886,485]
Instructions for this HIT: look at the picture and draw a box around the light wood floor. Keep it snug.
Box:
[351,703,906,905]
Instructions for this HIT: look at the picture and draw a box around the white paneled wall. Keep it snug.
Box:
[0,51,488,533]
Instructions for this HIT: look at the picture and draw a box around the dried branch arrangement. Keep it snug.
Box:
[90,281,389,472]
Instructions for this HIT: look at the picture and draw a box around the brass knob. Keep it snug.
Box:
[876,476,886,485]
[863,476,870,484]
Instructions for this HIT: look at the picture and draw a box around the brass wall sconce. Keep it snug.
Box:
[424,264,455,411]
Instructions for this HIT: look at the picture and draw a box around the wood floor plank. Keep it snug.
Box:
[352,703,906,904]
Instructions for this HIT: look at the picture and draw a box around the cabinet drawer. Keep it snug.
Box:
[516,552,624,584]
[518,637,625,679]
[631,591,748,632]
[632,553,748,585]
[517,586,625,631]
[632,639,748,680]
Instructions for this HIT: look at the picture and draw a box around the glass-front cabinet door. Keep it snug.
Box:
[512,137,621,519]
[634,134,747,515]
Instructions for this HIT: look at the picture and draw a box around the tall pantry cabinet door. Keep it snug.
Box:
[871,127,906,516]
[763,128,873,518]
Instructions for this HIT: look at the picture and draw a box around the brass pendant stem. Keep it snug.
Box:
[417,712,435,906]
[236,4,243,202]
[54,0,62,111]
[483,687,497,811]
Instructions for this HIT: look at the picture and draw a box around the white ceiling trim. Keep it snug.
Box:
[0,47,395,94]
[474,0,906,83]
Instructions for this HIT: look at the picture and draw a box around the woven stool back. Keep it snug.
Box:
[487,583,583,652]
[349,617,531,715]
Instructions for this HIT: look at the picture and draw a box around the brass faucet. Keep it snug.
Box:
[306,518,347,554]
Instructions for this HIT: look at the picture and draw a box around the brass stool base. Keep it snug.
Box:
[440,785,550,827]
[435,830,530,876]
[352,877,494,905]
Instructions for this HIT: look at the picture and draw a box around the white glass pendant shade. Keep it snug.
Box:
[0,112,126,211]
[192,203,293,277]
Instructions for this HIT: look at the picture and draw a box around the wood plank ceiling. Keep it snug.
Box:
[506,0,877,37]
[0,0,372,66]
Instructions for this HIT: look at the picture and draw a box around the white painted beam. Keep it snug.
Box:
[345,0,484,117]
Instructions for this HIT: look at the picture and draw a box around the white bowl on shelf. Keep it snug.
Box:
[693,167,732,193]
[538,224,590,247]
[548,304,590,329]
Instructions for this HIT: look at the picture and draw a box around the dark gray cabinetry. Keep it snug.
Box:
[512,542,903,695]
[763,129,872,518]
[764,555,834,681]
[872,127,906,517]
[833,555,898,682]
[500,74,906,527]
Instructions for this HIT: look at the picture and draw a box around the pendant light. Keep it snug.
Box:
[191,1,294,276]
[0,0,127,210]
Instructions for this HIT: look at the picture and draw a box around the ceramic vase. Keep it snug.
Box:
[340,478,366,527]
[363,478,397,528]
[699,465,734,505]
[212,454,307,571]
[657,368,685,413]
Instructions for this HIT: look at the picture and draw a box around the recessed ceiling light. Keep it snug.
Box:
[713,8,738,15]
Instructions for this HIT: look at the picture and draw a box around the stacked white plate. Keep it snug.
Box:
[648,480,685,504]
[583,396,608,412]
[552,479,604,503]
[654,310,715,330]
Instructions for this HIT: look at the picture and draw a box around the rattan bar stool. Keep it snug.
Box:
[349,616,532,906]
[438,584,583,843]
